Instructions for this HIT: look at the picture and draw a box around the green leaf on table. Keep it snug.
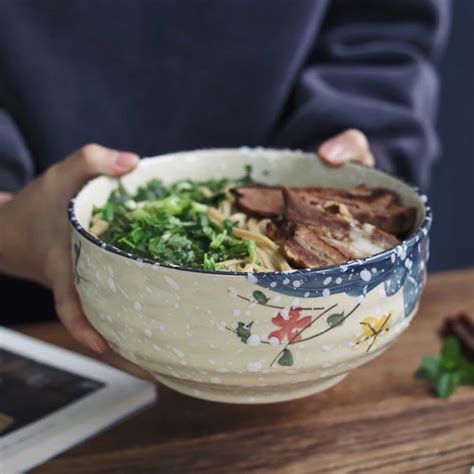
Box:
[440,336,461,369]
[327,311,345,328]
[460,361,474,385]
[435,372,461,399]
[252,290,269,305]
[277,348,294,367]
[416,335,474,399]
[415,356,440,383]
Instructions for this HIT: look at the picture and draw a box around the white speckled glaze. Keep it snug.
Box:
[69,149,431,404]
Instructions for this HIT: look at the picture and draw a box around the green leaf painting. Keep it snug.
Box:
[327,311,345,328]
[235,322,253,344]
[277,349,294,367]
[252,290,270,305]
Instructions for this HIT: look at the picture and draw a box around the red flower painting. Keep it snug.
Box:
[268,308,313,343]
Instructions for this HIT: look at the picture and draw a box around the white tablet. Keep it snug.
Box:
[0,327,156,473]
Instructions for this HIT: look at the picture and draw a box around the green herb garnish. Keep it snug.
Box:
[416,336,474,398]
[93,170,255,270]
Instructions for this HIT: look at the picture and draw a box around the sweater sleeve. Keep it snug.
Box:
[269,0,451,189]
[0,108,34,192]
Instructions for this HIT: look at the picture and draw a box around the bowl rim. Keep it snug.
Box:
[68,148,432,277]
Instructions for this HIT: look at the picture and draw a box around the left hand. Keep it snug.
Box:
[0,144,139,353]
[318,129,374,167]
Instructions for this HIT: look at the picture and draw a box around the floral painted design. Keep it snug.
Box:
[226,289,374,367]
[268,308,312,343]
[355,313,392,351]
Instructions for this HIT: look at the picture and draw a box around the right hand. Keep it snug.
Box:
[0,144,139,352]
[318,129,375,167]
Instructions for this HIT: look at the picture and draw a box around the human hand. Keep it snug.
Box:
[0,144,138,352]
[318,129,375,167]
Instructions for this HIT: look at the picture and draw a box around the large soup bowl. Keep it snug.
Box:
[69,148,431,404]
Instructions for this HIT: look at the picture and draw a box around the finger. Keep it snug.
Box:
[50,250,108,353]
[0,192,13,205]
[318,129,374,167]
[48,143,139,195]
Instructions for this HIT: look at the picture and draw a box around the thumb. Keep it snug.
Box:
[318,129,374,167]
[50,144,139,195]
[0,192,13,206]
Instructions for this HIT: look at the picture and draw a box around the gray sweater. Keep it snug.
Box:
[0,0,450,195]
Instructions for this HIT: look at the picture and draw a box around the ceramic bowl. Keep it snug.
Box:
[69,148,431,404]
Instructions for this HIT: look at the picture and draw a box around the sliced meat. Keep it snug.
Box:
[291,224,349,265]
[281,238,333,269]
[349,206,416,236]
[279,191,400,268]
[233,183,410,269]
[295,185,399,209]
[320,223,399,262]
[369,225,400,248]
[266,218,293,243]
[283,189,350,239]
[282,220,398,268]
[292,186,415,236]
[232,186,283,217]
[233,184,416,237]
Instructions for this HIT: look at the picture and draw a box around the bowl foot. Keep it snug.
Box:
[152,372,348,404]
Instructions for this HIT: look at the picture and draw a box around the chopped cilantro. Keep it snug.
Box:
[94,169,255,270]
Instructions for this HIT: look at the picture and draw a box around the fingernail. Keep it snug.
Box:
[89,338,108,353]
[115,152,139,170]
[320,142,345,161]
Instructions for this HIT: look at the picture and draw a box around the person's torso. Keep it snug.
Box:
[0,0,328,176]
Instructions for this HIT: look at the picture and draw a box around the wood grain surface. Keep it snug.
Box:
[15,269,474,473]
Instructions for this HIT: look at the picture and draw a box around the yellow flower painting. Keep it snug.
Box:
[356,312,392,351]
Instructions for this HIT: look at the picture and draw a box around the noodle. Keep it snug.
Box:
[218,200,231,219]
[207,207,225,225]
[247,218,260,234]
[198,186,213,197]
[257,218,271,233]
[203,192,294,272]
[228,212,247,228]
[232,228,279,251]
[256,247,274,270]
[218,258,247,267]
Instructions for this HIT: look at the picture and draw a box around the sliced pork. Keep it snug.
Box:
[277,189,399,268]
[232,186,283,218]
[233,184,416,237]
[232,182,414,269]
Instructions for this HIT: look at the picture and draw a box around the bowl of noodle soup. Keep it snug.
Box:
[69,148,431,403]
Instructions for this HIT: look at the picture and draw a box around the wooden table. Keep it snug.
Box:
[17,269,474,473]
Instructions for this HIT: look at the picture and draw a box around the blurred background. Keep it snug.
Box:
[429,0,474,271]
